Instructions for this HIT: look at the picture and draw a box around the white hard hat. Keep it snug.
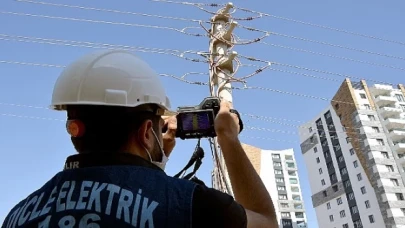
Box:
[50,50,171,112]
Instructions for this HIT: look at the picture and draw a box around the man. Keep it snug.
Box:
[2,50,277,228]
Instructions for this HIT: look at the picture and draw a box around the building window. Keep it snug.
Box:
[321,179,326,186]
[401,104,405,110]
[274,162,282,167]
[353,160,358,168]
[377,139,385,146]
[348,192,355,200]
[279,194,288,200]
[319,168,323,174]
[281,212,291,218]
[386,165,394,172]
[372,127,380,133]
[391,179,399,186]
[292,195,301,201]
[353,219,362,228]
[277,186,286,191]
[381,152,389,158]
[335,144,341,151]
[365,200,370,208]
[351,205,359,214]
[337,197,342,205]
[272,154,280,159]
[316,157,320,163]
[324,151,330,158]
[344,180,351,188]
[326,202,331,209]
[285,155,293,160]
[276,178,284,183]
[289,178,298,184]
[323,191,327,197]
[329,215,334,222]
[350,148,355,155]
[280,203,288,208]
[333,185,338,192]
[346,137,351,143]
[330,173,337,181]
[396,193,404,200]
[357,173,362,181]
[282,220,292,226]
[341,167,348,175]
[364,104,371,110]
[275,170,283,175]
[286,162,295,168]
[340,210,346,218]
[288,170,296,176]
[367,115,375,121]
[343,224,349,228]
[314,147,318,153]
[295,212,304,218]
[360,93,366,99]
[338,156,344,163]
[327,162,333,169]
[309,127,313,133]
[369,215,375,223]
[395,94,405,102]
[325,111,331,119]
[294,204,303,209]
[361,186,366,194]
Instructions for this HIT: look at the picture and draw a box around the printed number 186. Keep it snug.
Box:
[38,213,101,228]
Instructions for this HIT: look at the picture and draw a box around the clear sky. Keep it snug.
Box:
[1,0,405,227]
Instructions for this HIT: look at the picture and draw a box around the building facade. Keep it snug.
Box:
[299,79,405,228]
[243,144,307,228]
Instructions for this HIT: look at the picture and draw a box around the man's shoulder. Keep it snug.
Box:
[2,173,62,227]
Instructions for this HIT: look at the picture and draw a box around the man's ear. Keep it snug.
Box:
[137,120,154,151]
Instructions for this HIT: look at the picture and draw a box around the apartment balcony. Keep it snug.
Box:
[380,107,402,119]
[389,130,405,142]
[369,84,393,96]
[384,118,405,130]
[394,143,405,153]
[374,95,397,107]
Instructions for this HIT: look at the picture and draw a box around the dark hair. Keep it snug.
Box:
[67,105,161,154]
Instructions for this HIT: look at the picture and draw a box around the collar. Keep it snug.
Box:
[64,152,162,172]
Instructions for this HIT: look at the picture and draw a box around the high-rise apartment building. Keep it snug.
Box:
[242,144,307,228]
[299,79,405,228]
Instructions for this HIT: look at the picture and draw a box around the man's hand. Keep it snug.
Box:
[214,100,240,144]
[162,115,177,157]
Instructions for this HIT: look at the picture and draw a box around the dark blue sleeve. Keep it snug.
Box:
[192,184,247,228]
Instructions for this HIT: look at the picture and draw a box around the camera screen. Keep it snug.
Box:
[181,111,211,131]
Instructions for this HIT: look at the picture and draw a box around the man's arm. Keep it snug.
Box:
[219,137,278,228]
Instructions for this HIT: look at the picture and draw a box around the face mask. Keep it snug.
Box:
[144,129,169,171]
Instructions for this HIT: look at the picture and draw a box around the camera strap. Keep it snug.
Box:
[174,139,204,180]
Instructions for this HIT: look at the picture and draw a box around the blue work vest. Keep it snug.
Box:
[2,166,197,228]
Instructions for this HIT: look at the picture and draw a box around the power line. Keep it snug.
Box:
[0,110,371,143]
[151,0,405,47]
[261,42,405,72]
[1,33,394,86]
[0,59,358,106]
[14,0,206,22]
[0,11,206,37]
[0,34,208,63]
[0,112,297,144]
[240,56,393,85]
[236,7,405,47]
